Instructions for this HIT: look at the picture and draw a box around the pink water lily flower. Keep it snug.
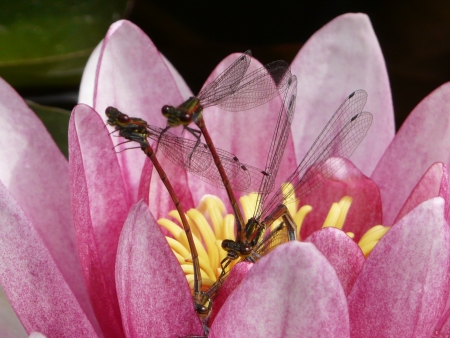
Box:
[0,12,450,338]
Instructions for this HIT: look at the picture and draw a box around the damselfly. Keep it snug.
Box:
[105,110,212,326]
[107,88,372,325]
[111,73,297,267]
[106,107,270,194]
[161,50,292,233]
[207,89,373,301]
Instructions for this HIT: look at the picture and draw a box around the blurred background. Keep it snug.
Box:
[1,0,449,145]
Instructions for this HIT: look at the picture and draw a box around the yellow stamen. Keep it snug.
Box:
[167,210,201,242]
[216,239,227,264]
[358,225,390,257]
[158,218,210,266]
[160,186,389,295]
[336,196,353,229]
[282,183,299,218]
[187,209,219,271]
[239,193,259,221]
[184,255,216,281]
[198,195,225,238]
[222,214,235,241]
[172,251,185,265]
[346,232,355,239]
[322,196,353,229]
[165,236,191,258]
[294,205,313,240]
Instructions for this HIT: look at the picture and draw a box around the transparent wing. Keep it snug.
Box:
[146,125,271,193]
[259,90,372,220]
[253,75,297,217]
[196,50,252,106]
[215,60,291,111]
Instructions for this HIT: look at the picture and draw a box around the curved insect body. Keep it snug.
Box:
[105,108,212,324]
[210,89,373,299]
[161,50,293,239]
[106,86,373,332]
[106,107,270,193]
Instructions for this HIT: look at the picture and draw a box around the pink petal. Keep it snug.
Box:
[209,262,253,324]
[79,41,103,106]
[372,82,450,225]
[300,159,382,242]
[209,242,349,337]
[291,13,394,176]
[116,200,204,337]
[348,197,450,337]
[188,53,298,206]
[0,181,98,336]
[305,227,365,296]
[137,157,153,204]
[394,162,449,223]
[0,78,95,328]
[69,104,127,338]
[28,334,46,338]
[94,20,186,203]
[147,150,195,219]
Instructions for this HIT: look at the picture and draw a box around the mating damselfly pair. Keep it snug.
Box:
[105,50,372,335]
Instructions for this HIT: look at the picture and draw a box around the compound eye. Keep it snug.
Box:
[161,105,171,116]
[221,239,232,251]
[118,114,130,123]
[179,113,191,123]
[105,106,117,116]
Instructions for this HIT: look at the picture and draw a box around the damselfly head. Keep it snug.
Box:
[162,104,193,126]
[161,105,173,117]
[221,239,252,259]
[193,294,212,318]
[105,106,130,126]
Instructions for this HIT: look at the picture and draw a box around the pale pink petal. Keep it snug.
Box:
[435,306,450,338]
[209,262,253,324]
[69,104,127,338]
[0,181,98,337]
[394,162,449,223]
[116,200,204,337]
[94,20,183,124]
[210,242,349,337]
[348,197,450,337]
[94,20,186,203]
[305,227,365,296]
[0,286,27,338]
[137,157,153,204]
[188,53,298,206]
[148,151,195,219]
[372,82,450,225]
[28,333,46,338]
[79,41,103,106]
[0,78,95,328]
[291,13,394,176]
[300,158,382,242]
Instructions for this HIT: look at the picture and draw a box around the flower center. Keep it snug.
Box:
[159,188,389,292]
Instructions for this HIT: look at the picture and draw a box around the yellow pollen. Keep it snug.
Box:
[294,205,313,240]
[239,193,259,221]
[282,183,300,219]
[322,196,353,229]
[358,225,390,257]
[160,187,389,294]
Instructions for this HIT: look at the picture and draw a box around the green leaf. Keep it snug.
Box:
[26,100,70,158]
[0,0,128,88]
